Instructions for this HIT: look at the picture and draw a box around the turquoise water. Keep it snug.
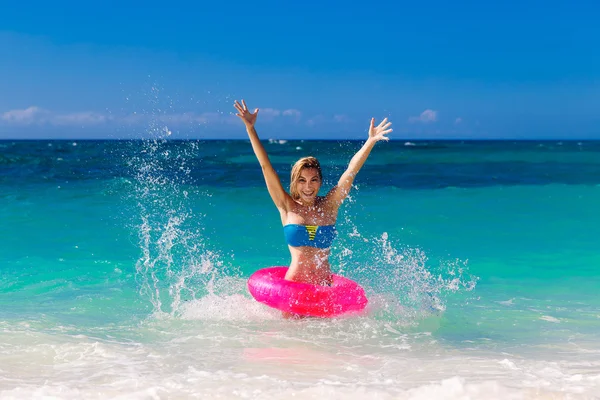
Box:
[1,139,599,399]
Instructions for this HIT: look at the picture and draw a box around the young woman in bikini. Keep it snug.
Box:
[234,99,392,288]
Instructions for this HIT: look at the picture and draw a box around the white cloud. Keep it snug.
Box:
[52,111,108,125]
[333,114,351,123]
[257,108,282,122]
[304,114,353,127]
[120,113,145,125]
[455,117,463,124]
[1,107,108,126]
[1,106,303,128]
[177,112,222,124]
[1,106,49,124]
[283,109,301,118]
[156,112,197,124]
[259,108,281,118]
[409,109,438,123]
[200,112,239,125]
[121,111,236,126]
[158,108,300,125]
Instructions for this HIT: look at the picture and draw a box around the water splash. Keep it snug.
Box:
[368,232,477,316]
[333,192,478,323]
[124,127,478,322]
[124,85,237,317]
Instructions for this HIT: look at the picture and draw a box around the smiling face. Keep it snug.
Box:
[290,157,323,204]
[296,167,322,204]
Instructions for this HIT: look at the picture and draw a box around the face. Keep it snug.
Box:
[296,167,321,203]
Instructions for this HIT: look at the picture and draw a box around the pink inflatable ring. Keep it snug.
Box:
[247,266,368,317]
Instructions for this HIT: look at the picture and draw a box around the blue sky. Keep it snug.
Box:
[1,0,598,139]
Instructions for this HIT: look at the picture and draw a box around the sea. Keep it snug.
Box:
[1,137,599,399]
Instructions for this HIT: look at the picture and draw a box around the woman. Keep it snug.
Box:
[234,99,392,287]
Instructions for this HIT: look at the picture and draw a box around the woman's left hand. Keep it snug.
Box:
[368,118,392,142]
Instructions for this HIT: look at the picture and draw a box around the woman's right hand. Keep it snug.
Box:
[234,99,259,128]
[368,117,392,142]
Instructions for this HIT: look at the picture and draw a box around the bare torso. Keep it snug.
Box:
[281,196,337,286]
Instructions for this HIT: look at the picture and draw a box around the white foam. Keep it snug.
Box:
[499,359,520,370]
[498,298,515,306]
[540,315,561,323]
[1,322,600,399]
[178,294,279,321]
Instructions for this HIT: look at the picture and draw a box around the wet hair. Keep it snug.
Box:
[290,156,323,200]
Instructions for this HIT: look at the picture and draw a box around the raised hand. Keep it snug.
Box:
[234,99,259,128]
[368,118,392,142]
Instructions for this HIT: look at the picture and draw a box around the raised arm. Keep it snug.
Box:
[326,117,392,208]
[234,100,292,212]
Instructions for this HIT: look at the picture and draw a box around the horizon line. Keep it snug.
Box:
[1,138,599,142]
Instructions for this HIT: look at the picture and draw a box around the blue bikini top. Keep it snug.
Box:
[283,224,337,249]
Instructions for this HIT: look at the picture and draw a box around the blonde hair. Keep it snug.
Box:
[290,156,323,200]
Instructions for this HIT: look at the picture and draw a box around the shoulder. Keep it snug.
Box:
[322,189,343,208]
[318,195,341,215]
